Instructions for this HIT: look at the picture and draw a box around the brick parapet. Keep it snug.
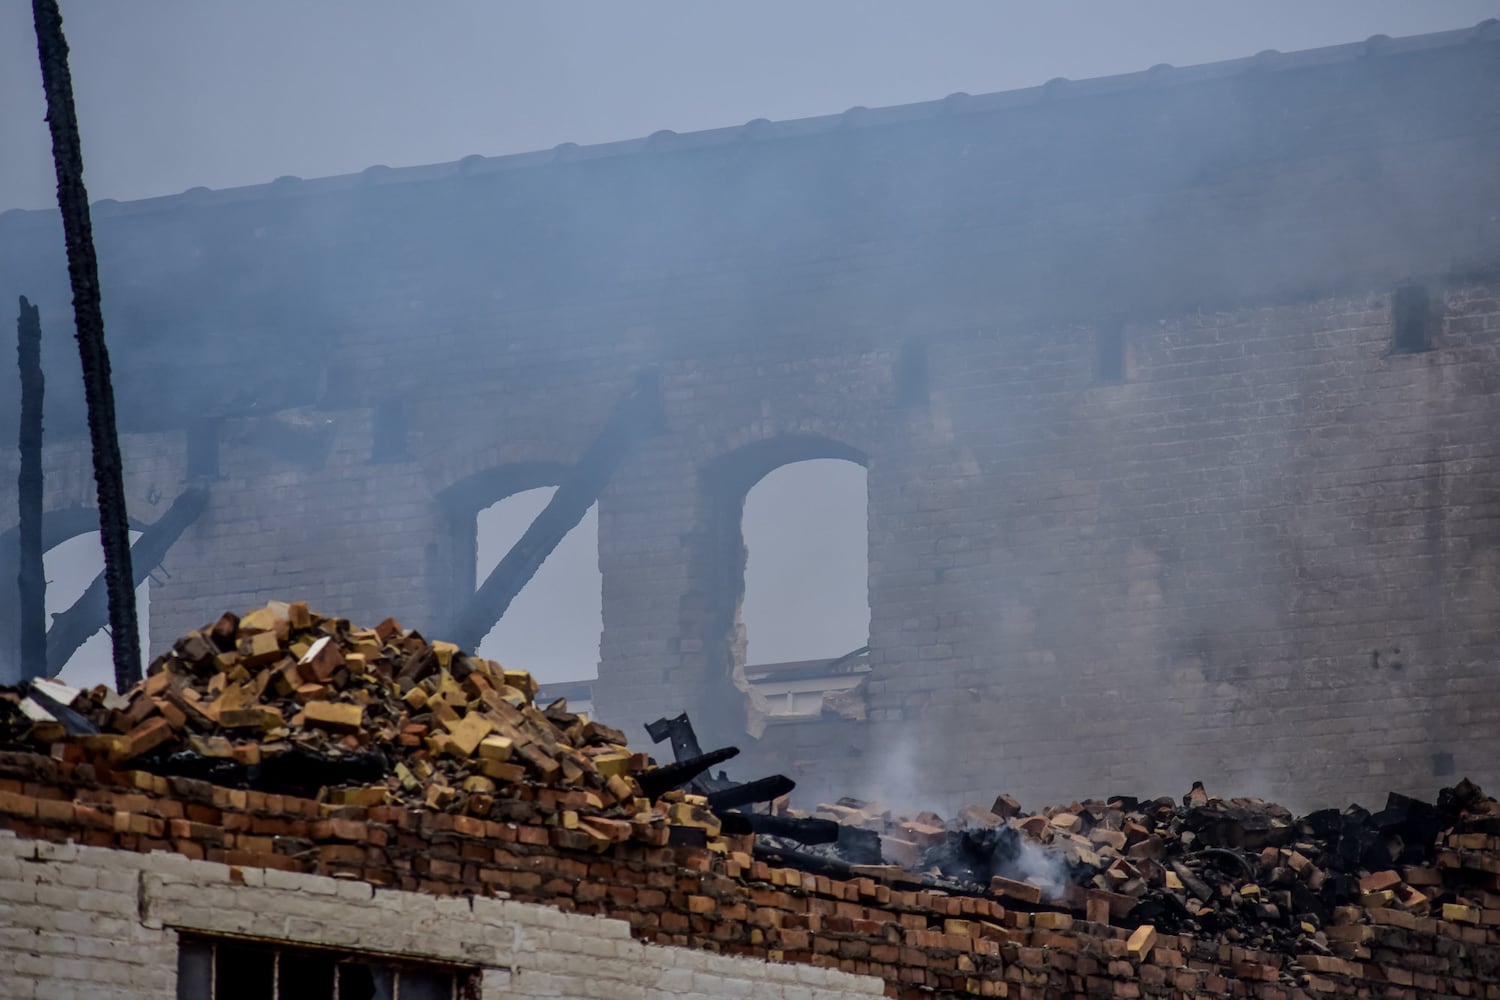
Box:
[5,751,1500,999]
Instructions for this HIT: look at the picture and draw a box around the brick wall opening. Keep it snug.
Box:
[472,486,602,684]
[698,435,870,730]
[44,527,149,688]
[742,459,870,667]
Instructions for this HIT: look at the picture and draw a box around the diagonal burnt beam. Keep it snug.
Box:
[0,507,147,685]
[45,486,209,677]
[446,372,661,651]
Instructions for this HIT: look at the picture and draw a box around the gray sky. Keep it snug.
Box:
[5,2,1496,211]
[10,1,1496,686]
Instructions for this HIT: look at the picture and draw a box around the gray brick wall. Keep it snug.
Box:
[0,832,884,999]
[1,28,1498,814]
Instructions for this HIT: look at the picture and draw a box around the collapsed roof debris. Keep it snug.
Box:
[1,602,655,822]
[2,602,1499,981]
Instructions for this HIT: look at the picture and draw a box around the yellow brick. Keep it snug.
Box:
[219,706,284,731]
[328,786,386,807]
[590,751,632,777]
[1443,903,1479,925]
[445,714,493,759]
[238,606,281,632]
[303,701,363,732]
[240,631,282,666]
[430,699,460,728]
[477,735,514,761]
[479,759,526,783]
[503,670,538,700]
[1127,924,1156,960]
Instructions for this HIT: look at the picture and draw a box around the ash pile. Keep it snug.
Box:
[654,713,1498,959]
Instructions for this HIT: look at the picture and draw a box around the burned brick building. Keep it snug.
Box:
[3,22,1500,813]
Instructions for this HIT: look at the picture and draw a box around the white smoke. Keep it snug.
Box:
[863,733,1072,899]
[1001,837,1071,901]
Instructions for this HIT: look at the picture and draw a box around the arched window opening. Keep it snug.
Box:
[741,459,869,716]
[43,530,149,690]
[474,488,602,685]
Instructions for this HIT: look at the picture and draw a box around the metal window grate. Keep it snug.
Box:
[177,937,464,1000]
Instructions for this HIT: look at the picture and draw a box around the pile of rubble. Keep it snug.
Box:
[5,602,1497,965]
[0,602,700,850]
[768,778,1494,960]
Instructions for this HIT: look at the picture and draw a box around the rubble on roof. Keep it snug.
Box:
[4,602,1498,965]
[0,602,678,849]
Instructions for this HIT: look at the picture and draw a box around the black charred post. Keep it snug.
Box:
[715,813,754,836]
[836,824,884,866]
[734,813,840,845]
[646,712,706,763]
[132,746,388,798]
[753,842,856,880]
[636,745,739,799]
[32,0,140,691]
[45,487,209,676]
[15,296,45,681]
[644,710,740,793]
[706,774,796,812]
[448,372,660,651]
[924,825,1024,885]
[667,826,709,848]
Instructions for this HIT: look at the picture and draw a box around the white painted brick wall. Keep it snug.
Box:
[0,833,885,999]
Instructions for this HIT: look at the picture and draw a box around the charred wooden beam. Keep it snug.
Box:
[636,745,739,799]
[752,842,855,880]
[45,487,208,676]
[33,0,140,691]
[132,746,388,798]
[706,774,796,812]
[716,812,754,836]
[15,297,45,682]
[645,710,736,793]
[734,813,840,845]
[447,372,660,651]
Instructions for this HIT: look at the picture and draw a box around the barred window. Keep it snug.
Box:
[176,936,471,1000]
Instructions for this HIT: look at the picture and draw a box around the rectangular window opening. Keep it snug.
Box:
[1094,322,1126,384]
[177,936,470,1000]
[1391,284,1433,354]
